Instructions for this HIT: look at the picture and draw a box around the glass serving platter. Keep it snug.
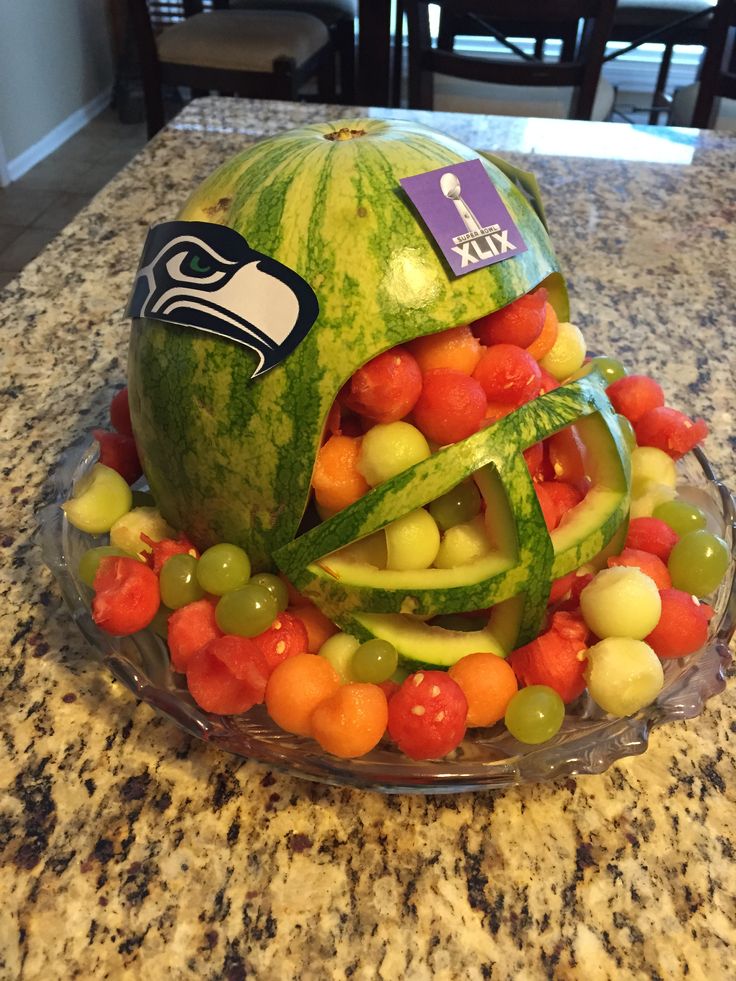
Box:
[38,438,735,794]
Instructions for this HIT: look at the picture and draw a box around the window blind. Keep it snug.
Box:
[147,1,215,30]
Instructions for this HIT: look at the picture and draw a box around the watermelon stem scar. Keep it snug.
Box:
[324,127,367,141]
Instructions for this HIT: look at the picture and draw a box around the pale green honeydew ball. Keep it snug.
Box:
[584,637,664,716]
[110,506,176,558]
[629,482,677,519]
[385,508,440,570]
[358,421,430,486]
[318,632,360,683]
[630,444,677,518]
[580,566,662,640]
[62,463,133,535]
[539,321,587,380]
[434,514,492,569]
[631,446,677,497]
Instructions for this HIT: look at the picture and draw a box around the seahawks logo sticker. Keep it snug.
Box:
[127,221,319,378]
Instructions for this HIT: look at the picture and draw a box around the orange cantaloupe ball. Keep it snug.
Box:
[310,683,388,758]
[265,653,341,736]
[312,434,370,512]
[290,603,339,653]
[408,325,483,376]
[448,652,518,727]
[526,302,559,361]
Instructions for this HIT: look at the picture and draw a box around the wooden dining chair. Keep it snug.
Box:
[669,0,736,127]
[435,9,580,62]
[129,0,336,138]
[404,0,618,121]
[226,0,356,103]
[606,0,715,124]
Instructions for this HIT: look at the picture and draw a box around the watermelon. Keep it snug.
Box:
[127,118,635,669]
[128,118,567,571]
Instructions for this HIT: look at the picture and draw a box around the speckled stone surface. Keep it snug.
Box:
[1,98,735,980]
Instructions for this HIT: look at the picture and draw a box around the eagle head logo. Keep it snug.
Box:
[127,221,319,378]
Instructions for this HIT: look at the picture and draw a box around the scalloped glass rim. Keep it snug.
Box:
[38,438,735,793]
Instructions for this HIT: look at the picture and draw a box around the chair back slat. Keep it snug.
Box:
[429,49,582,89]
[433,0,606,25]
[406,0,617,121]
[691,0,736,127]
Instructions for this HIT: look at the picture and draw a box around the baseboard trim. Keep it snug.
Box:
[6,87,113,183]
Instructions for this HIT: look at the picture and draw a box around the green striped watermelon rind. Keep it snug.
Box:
[128,118,568,571]
[339,607,513,667]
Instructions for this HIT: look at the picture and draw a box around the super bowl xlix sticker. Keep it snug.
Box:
[400,158,527,277]
[127,221,319,379]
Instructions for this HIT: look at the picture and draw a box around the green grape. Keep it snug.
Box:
[653,499,707,536]
[570,356,626,385]
[504,686,565,744]
[357,421,430,486]
[428,480,482,531]
[249,572,289,612]
[590,356,626,384]
[197,542,251,595]
[62,463,132,534]
[667,530,729,596]
[160,553,205,609]
[78,545,128,587]
[616,413,636,453]
[589,355,626,385]
[352,639,398,683]
[215,584,277,636]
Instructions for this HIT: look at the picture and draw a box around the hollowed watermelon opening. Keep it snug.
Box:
[275,373,631,668]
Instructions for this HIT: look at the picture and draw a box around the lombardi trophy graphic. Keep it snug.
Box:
[440,171,483,236]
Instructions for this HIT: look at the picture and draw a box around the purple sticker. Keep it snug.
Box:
[400,159,527,277]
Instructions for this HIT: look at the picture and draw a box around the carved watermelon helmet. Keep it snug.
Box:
[128,119,629,662]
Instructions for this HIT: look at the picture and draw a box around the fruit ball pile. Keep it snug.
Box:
[63,288,729,760]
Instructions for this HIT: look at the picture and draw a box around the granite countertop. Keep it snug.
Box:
[1,98,734,980]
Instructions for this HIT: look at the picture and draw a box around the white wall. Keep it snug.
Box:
[0,0,116,176]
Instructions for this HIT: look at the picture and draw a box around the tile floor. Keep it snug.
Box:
[0,109,148,289]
